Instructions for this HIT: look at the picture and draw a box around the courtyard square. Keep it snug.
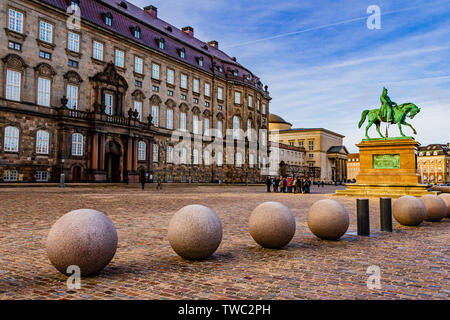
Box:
[0,184,448,300]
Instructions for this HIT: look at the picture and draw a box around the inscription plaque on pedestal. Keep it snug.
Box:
[373,154,400,169]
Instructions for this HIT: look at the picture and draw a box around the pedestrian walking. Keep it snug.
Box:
[140,171,146,190]
[266,176,272,192]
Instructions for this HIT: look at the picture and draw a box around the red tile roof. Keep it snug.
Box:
[41,0,268,95]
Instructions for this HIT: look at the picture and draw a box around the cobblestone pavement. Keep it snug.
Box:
[0,184,448,300]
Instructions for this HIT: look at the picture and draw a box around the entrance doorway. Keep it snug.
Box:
[105,141,121,182]
[72,166,81,182]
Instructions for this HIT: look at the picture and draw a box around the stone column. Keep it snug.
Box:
[133,138,138,171]
[91,133,98,170]
[99,134,105,170]
[127,138,133,172]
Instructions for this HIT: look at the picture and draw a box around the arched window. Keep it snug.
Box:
[4,126,19,152]
[158,38,165,49]
[217,151,223,167]
[193,149,199,165]
[233,116,240,140]
[36,130,49,154]
[193,114,200,134]
[104,12,113,26]
[235,152,242,167]
[71,133,83,156]
[138,141,146,161]
[204,150,210,166]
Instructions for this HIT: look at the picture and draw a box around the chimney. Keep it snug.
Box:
[208,40,219,49]
[144,5,157,18]
[182,26,194,37]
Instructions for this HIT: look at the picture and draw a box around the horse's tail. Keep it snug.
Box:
[358,110,370,128]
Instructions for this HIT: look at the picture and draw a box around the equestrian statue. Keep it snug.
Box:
[358,87,421,140]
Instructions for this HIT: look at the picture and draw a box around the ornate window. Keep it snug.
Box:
[138,141,146,161]
[134,101,142,121]
[4,126,19,152]
[39,21,53,43]
[134,56,143,74]
[68,31,80,52]
[71,133,83,156]
[104,93,113,115]
[92,41,103,61]
[180,112,187,131]
[37,77,51,106]
[67,84,78,109]
[233,116,240,140]
[166,108,173,129]
[8,9,24,33]
[193,149,199,165]
[152,63,160,80]
[36,130,49,154]
[166,146,174,163]
[6,69,21,101]
[153,144,159,162]
[151,105,159,126]
[115,49,125,68]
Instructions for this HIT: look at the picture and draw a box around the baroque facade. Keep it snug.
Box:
[0,0,271,183]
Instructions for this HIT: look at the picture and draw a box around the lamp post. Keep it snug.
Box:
[60,156,65,188]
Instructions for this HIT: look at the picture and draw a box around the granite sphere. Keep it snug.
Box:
[392,196,426,226]
[307,199,349,240]
[420,195,447,222]
[438,193,450,217]
[249,202,296,249]
[168,205,222,260]
[46,209,118,276]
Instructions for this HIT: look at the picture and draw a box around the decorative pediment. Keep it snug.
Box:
[90,62,128,89]
[179,103,189,112]
[63,70,83,84]
[132,89,146,101]
[150,94,162,105]
[34,63,57,78]
[203,109,211,117]
[2,54,27,71]
[216,112,224,120]
[191,106,201,114]
[165,98,176,108]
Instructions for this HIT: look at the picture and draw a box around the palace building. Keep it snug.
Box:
[0,0,271,183]
[268,113,348,182]
[417,143,450,184]
[346,153,360,181]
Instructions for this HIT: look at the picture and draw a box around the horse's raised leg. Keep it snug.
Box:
[365,122,373,139]
[375,122,385,138]
[404,122,417,135]
[397,122,406,137]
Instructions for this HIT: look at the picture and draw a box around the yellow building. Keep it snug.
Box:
[347,153,360,181]
[417,144,450,184]
[269,114,348,182]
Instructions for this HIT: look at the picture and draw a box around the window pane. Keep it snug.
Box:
[152,64,160,79]
[166,108,173,129]
[167,69,174,84]
[151,106,159,126]
[6,70,21,101]
[39,21,53,43]
[4,126,19,152]
[36,130,49,154]
[135,57,143,74]
[153,144,159,162]
[37,77,51,107]
[67,85,78,109]
[134,101,142,121]
[68,32,79,52]
[9,9,24,33]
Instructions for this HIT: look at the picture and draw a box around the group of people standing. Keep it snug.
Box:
[266,176,324,194]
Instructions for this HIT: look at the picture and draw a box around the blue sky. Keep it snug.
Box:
[133,0,450,152]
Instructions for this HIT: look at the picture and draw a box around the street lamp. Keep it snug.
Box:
[60,156,65,188]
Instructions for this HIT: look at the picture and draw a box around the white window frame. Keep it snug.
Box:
[217,120,223,138]
[71,133,83,156]
[8,9,24,34]
[180,74,187,89]
[247,119,252,141]
[204,83,210,97]
[4,126,19,152]
[235,92,241,104]
[180,112,187,131]
[66,84,78,110]
[138,141,146,161]
[104,93,113,115]
[36,171,49,182]
[115,49,125,68]
[153,144,159,162]
[6,69,21,101]
[68,31,80,53]
[151,105,159,127]
[36,130,49,154]
[39,21,53,43]
[217,87,223,100]
[193,79,199,93]
[134,101,142,121]
[233,116,240,140]
[134,56,143,74]
[166,146,174,163]
[193,149,199,165]
[193,114,200,134]
[248,95,253,107]
[166,108,173,129]
[93,41,104,61]
[152,63,160,80]
[37,77,51,107]
[3,169,18,182]
[203,118,209,136]
[167,69,174,85]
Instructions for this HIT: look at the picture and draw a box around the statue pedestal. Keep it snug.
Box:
[336,138,437,197]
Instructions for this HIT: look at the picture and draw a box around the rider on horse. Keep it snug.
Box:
[380,87,397,123]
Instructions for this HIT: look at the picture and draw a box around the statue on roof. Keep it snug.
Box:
[358,88,421,140]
